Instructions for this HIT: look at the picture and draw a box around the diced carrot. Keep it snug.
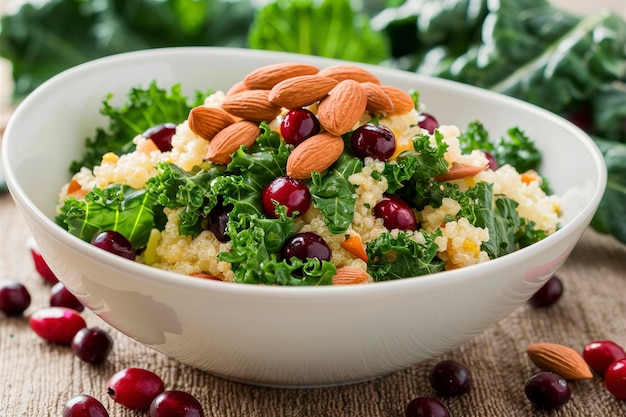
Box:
[520,170,540,184]
[67,179,82,194]
[340,235,369,262]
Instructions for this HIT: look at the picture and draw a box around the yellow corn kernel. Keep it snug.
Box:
[462,238,480,257]
[143,228,162,265]
[101,152,119,164]
[390,136,415,160]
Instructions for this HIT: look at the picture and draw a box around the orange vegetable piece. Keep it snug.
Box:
[340,235,369,262]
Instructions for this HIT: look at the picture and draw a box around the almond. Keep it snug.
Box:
[318,65,381,84]
[317,80,368,136]
[332,267,372,285]
[527,343,593,380]
[268,75,338,109]
[226,80,249,96]
[206,121,261,164]
[286,132,344,179]
[243,62,319,89]
[380,85,415,115]
[434,162,489,182]
[361,82,394,114]
[221,90,282,123]
[188,106,236,141]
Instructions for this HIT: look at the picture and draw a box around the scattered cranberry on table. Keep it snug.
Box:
[583,340,626,375]
[350,123,396,161]
[27,238,59,283]
[63,394,109,417]
[404,397,451,417]
[143,123,177,152]
[604,358,626,400]
[262,176,312,218]
[0,279,31,315]
[29,307,87,345]
[429,359,472,396]
[528,275,563,308]
[524,372,571,410]
[72,327,113,364]
[280,108,320,146]
[107,367,165,410]
[50,282,84,312]
[91,230,136,260]
[149,390,205,417]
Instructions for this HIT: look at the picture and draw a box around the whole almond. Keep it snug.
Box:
[268,75,338,109]
[221,90,282,123]
[527,342,593,380]
[380,85,415,115]
[226,80,249,96]
[434,162,489,182]
[317,80,368,136]
[286,132,344,179]
[332,267,372,285]
[318,65,381,85]
[361,82,394,114]
[188,106,236,141]
[206,121,261,164]
[243,62,319,89]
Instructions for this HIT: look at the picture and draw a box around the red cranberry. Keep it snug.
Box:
[418,112,439,134]
[91,230,136,260]
[605,358,626,399]
[28,238,58,283]
[50,282,84,312]
[280,108,320,146]
[350,123,396,161]
[107,367,165,410]
[29,307,87,345]
[143,123,177,152]
[528,276,563,308]
[63,394,109,417]
[282,232,331,263]
[524,372,571,410]
[0,280,31,316]
[72,327,114,364]
[583,340,626,375]
[484,151,498,170]
[207,202,233,242]
[429,359,472,396]
[262,176,312,218]
[374,195,417,231]
[149,390,205,417]
[404,397,450,417]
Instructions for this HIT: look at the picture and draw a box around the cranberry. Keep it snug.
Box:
[605,358,626,399]
[29,307,87,345]
[282,232,331,263]
[583,340,626,374]
[262,176,312,218]
[280,108,320,146]
[207,202,233,242]
[72,327,114,364]
[63,394,109,417]
[429,359,472,396]
[528,276,563,308]
[50,282,84,312]
[350,123,396,161]
[107,367,165,410]
[149,390,205,417]
[143,123,177,152]
[418,113,439,134]
[484,151,498,171]
[28,238,58,283]
[0,280,31,316]
[524,372,571,410]
[91,230,136,260]
[404,397,451,417]
[374,195,418,231]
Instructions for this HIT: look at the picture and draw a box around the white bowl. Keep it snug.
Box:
[2,47,606,387]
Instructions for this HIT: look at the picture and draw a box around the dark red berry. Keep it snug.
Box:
[524,372,571,410]
[143,123,177,152]
[282,232,331,263]
[72,327,113,364]
[350,123,396,161]
[50,282,84,312]
[0,280,31,316]
[484,151,498,171]
[91,231,136,260]
[528,276,563,308]
[605,358,626,399]
[28,238,58,283]
[29,307,87,345]
[404,397,450,417]
[429,359,472,396]
[280,108,320,146]
[63,394,109,417]
[418,113,439,134]
[374,195,417,231]
[107,367,165,410]
[583,340,626,374]
[262,176,312,218]
[149,390,205,417]
[207,202,232,242]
